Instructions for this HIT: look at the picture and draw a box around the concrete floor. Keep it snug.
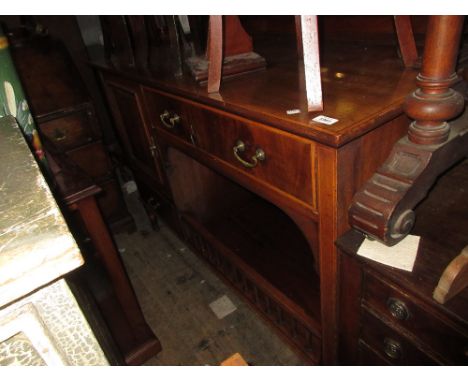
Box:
[114,223,307,366]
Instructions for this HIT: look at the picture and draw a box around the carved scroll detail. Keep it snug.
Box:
[349,118,468,245]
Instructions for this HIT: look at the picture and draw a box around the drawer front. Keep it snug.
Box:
[190,105,316,209]
[143,88,194,143]
[143,88,316,209]
[363,270,468,364]
[38,106,98,150]
[360,309,437,365]
[67,141,112,181]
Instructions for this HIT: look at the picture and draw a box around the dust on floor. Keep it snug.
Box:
[114,223,306,366]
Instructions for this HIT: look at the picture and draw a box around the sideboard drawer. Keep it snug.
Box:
[39,105,98,150]
[360,309,437,365]
[362,270,468,364]
[143,88,194,144]
[189,106,317,209]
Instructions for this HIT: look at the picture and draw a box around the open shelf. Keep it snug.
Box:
[204,193,320,318]
[167,148,321,362]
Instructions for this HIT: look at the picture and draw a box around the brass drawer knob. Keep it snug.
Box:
[233,140,266,168]
[387,298,410,320]
[160,110,180,129]
[383,337,403,360]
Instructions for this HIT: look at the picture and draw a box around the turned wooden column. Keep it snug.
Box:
[405,16,465,145]
[349,15,468,246]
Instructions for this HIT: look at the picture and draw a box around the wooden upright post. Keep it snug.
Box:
[405,16,465,145]
[349,16,468,246]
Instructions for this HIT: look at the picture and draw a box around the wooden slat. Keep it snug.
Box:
[207,15,223,94]
[394,16,419,68]
[300,16,323,112]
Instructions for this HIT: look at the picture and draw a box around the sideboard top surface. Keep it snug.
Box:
[92,40,418,147]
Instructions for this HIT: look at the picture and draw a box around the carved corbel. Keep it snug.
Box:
[349,16,468,246]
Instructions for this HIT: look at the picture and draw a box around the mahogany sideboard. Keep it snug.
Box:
[92,37,420,364]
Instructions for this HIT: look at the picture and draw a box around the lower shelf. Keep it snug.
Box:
[180,213,322,364]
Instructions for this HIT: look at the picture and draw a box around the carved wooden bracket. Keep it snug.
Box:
[349,16,467,246]
[349,114,468,245]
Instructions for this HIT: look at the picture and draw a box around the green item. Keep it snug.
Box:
[0,25,46,166]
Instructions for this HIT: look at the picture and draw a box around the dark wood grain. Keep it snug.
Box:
[9,28,127,226]
[92,39,418,147]
[338,159,468,365]
[394,16,419,68]
[349,16,467,245]
[93,17,446,365]
[44,139,162,365]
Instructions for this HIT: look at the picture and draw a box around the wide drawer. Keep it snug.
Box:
[190,105,317,209]
[143,88,317,209]
[362,269,468,364]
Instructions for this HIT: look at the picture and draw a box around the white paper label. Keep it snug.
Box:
[312,115,339,125]
[357,235,420,272]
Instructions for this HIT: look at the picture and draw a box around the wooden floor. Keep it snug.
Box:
[114,223,307,366]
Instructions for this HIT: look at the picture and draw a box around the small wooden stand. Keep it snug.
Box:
[45,141,162,365]
[186,16,266,93]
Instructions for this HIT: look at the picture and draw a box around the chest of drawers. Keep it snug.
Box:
[337,160,468,365]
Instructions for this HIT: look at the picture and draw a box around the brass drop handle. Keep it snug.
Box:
[387,298,410,320]
[53,129,66,141]
[160,110,180,129]
[233,140,266,168]
[383,337,403,360]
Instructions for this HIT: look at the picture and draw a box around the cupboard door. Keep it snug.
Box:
[102,76,166,191]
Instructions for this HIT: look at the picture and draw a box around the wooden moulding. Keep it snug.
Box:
[349,16,467,246]
[180,214,321,365]
[433,246,468,304]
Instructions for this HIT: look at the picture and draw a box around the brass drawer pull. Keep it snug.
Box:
[387,298,410,320]
[160,110,180,129]
[233,140,266,168]
[53,129,66,142]
[383,337,403,360]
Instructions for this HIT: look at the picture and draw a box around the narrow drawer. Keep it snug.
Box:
[363,270,468,364]
[360,309,437,365]
[189,105,317,209]
[142,88,194,143]
[38,105,98,150]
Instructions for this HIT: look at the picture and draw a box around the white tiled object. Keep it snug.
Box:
[209,295,237,319]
